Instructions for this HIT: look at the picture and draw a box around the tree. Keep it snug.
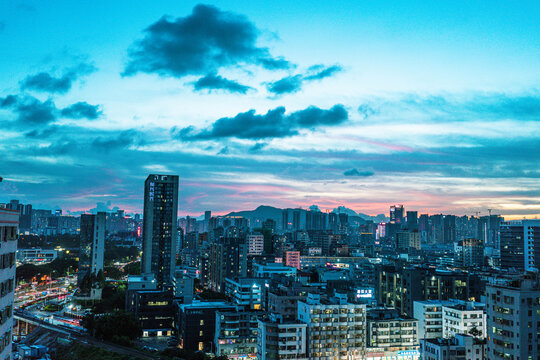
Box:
[82,311,141,345]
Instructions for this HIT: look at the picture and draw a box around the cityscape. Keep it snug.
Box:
[1,1,540,360]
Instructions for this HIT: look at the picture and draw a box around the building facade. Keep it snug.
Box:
[142,174,179,289]
[0,208,17,359]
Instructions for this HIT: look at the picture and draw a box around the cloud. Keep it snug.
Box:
[61,102,102,119]
[249,142,267,152]
[124,4,290,80]
[92,130,141,152]
[218,146,229,155]
[303,64,342,81]
[266,64,342,95]
[175,104,348,140]
[20,62,96,94]
[266,75,303,95]
[1,95,57,124]
[344,168,375,177]
[192,73,252,94]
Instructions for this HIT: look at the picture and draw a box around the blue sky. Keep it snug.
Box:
[1,0,539,217]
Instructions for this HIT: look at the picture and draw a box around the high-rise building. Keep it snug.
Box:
[208,239,247,291]
[406,211,418,231]
[486,274,540,359]
[78,212,106,298]
[500,220,540,272]
[396,231,421,251]
[454,239,484,268]
[390,205,405,224]
[247,233,264,255]
[142,174,179,289]
[0,208,17,358]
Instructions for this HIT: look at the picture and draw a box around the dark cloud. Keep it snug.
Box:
[92,130,140,152]
[175,104,348,140]
[0,95,17,107]
[218,146,229,155]
[266,75,303,95]
[192,73,252,94]
[124,4,290,80]
[344,168,375,177]
[266,64,342,95]
[5,95,57,124]
[249,142,267,152]
[20,62,96,94]
[25,126,60,139]
[61,102,102,119]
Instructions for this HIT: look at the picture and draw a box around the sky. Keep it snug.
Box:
[0,0,539,218]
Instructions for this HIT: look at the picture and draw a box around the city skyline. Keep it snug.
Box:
[1,1,539,219]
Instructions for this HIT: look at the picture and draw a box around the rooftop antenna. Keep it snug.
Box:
[488,209,492,216]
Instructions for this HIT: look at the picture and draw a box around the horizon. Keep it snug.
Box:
[1,1,539,220]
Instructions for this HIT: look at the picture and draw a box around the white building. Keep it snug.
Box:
[414,300,453,340]
[258,313,307,360]
[366,308,419,358]
[421,334,484,360]
[297,293,366,360]
[247,233,264,255]
[0,208,18,358]
[442,301,486,339]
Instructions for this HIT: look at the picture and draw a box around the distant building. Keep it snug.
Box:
[208,239,247,291]
[396,231,421,251]
[500,220,540,271]
[0,208,17,359]
[142,174,179,290]
[253,262,296,278]
[454,239,484,268]
[247,233,264,255]
[285,251,300,269]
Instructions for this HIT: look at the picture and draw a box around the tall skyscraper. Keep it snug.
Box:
[390,204,405,224]
[142,174,179,289]
[500,220,540,272]
[78,212,106,298]
[0,207,18,358]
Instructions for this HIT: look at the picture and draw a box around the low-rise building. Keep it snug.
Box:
[420,334,484,360]
[442,301,486,339]
[253,262,296,278]
[224,278,265,310]
[257,313,307,360]
[367,308,419,357]
[16,248,58,264]
[214,308,263,359]
[297,293,366,359]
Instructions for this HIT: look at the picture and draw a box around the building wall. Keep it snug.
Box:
[0,208,18,359]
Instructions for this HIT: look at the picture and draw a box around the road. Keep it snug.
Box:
[15,310,158,360]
